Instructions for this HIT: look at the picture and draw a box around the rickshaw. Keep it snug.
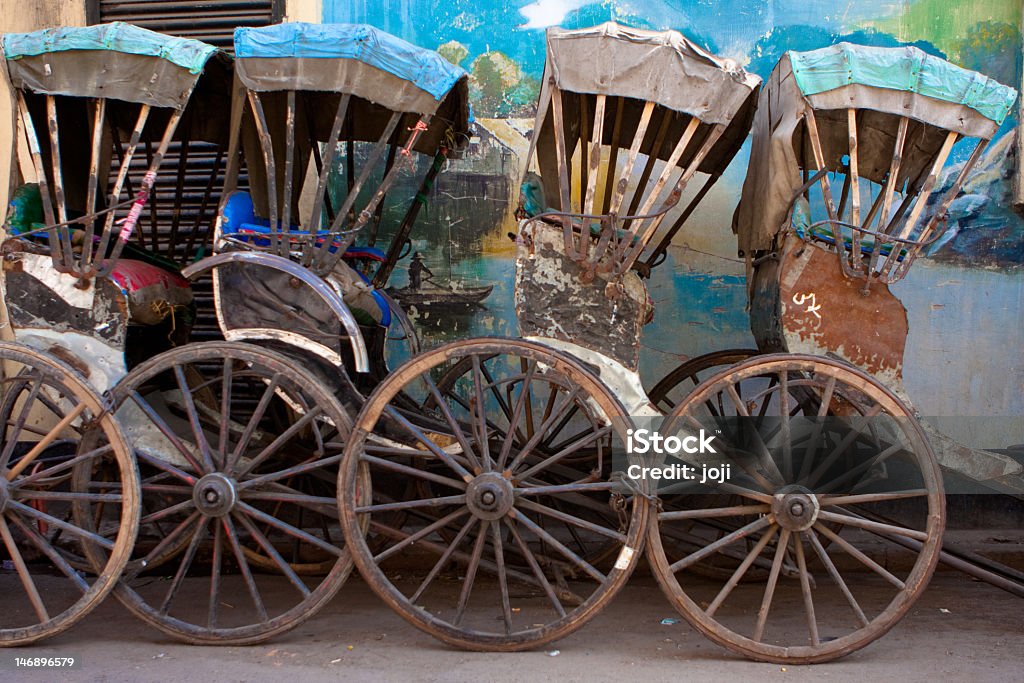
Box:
[644,44,1018,663]
[0,22,229,645]
[97,22,470,644]
[337,23,998,663]
[335,22,763,651]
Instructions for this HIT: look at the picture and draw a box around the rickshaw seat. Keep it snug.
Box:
[224,188,372,254]
[109,259,193,326]
[801,224,908,262]
[220,191,392,327]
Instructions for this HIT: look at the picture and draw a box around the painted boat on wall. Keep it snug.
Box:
[388,283,493,308]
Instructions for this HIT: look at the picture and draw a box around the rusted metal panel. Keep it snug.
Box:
[774,235,908,387]
[515,222,648,371]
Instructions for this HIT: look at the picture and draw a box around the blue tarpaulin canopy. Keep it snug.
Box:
[3,22,217,74]
[2,22,221,109]
[234,23,466,108]
[789,43,1017,126]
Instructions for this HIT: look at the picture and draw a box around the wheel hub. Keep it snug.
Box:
[772,486,819,531]
[193,473,237,517]
[466,472,514,520]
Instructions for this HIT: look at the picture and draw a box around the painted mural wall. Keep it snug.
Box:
[324,1,1023,446]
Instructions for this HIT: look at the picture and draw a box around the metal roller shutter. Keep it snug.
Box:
[88,0,282,342]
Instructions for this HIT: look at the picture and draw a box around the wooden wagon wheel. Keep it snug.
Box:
[0,342,139,646]
[110,341,356,645]
[427,352,621,565]
[648,349,760,413]
[339,338,649,651]
[647,353,944,663]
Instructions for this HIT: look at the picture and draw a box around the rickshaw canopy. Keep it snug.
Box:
[544,22,760,128]
[789,43,1016,132]
[734,44,1018,255]
[232,22,470,153]
[3,22,219,110]
[532,22,761,212]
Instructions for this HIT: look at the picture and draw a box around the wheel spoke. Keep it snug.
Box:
[240,489,336,514]
[136,449,198,484]
[512,509,606,583]
[374,507,469,563]
[234,511,311,597]
[360,454,466,491]
[173,365,217,473]
[14,490,122,503]
[226,374,281,473]
[7,513,89,593]
[409,516,478,603]
[504,518,566,617]
[793,531,820,646]
[6,403,87,481]
[7,499,114,550]
[819,489,928,506]
[806,404,884,487]
[221,515,268,622]
[130,392,206,475]
[0,514,49,623]
[659,504,770,522]
[0,375,44,471]
[218,358,233,467]
[668,515,771,574]
[798,375,837,481]
[208,520,223,628]
[237,501,342,557]
[814,439,907,494]
[235,406,324,478]
[814,522,905,589]
[705,526,778,617]
[817,509,929,542]
[453,521,488,626]
[384,406,473,481]
[158,517,209,615]
[505,387,581,474]
[355,493,467,514]
[496,361,536,470]
[807,527,869,628]
[237,453,342,490]
[515,425,612,482]
[491,520,514,634]
[723,384,784,486]
[128,511,202,578]
[516,482,619,497]
[470,355,493,472]
[516,498,626,542]
[12,444,113,487]
[422,372,479,471]
[752,528,791,643]
[139,497,194,526]
[779,372,792,481]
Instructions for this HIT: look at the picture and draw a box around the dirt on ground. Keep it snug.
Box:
[2,570,1021,683]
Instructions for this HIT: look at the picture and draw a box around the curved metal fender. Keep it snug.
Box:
[182,251,369,373]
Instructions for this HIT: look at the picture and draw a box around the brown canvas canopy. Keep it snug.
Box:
[531,22,760,211]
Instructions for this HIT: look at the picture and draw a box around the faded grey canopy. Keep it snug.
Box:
[530,22,761,212]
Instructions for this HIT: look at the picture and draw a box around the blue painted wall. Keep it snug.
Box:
[324,1,1023,442]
